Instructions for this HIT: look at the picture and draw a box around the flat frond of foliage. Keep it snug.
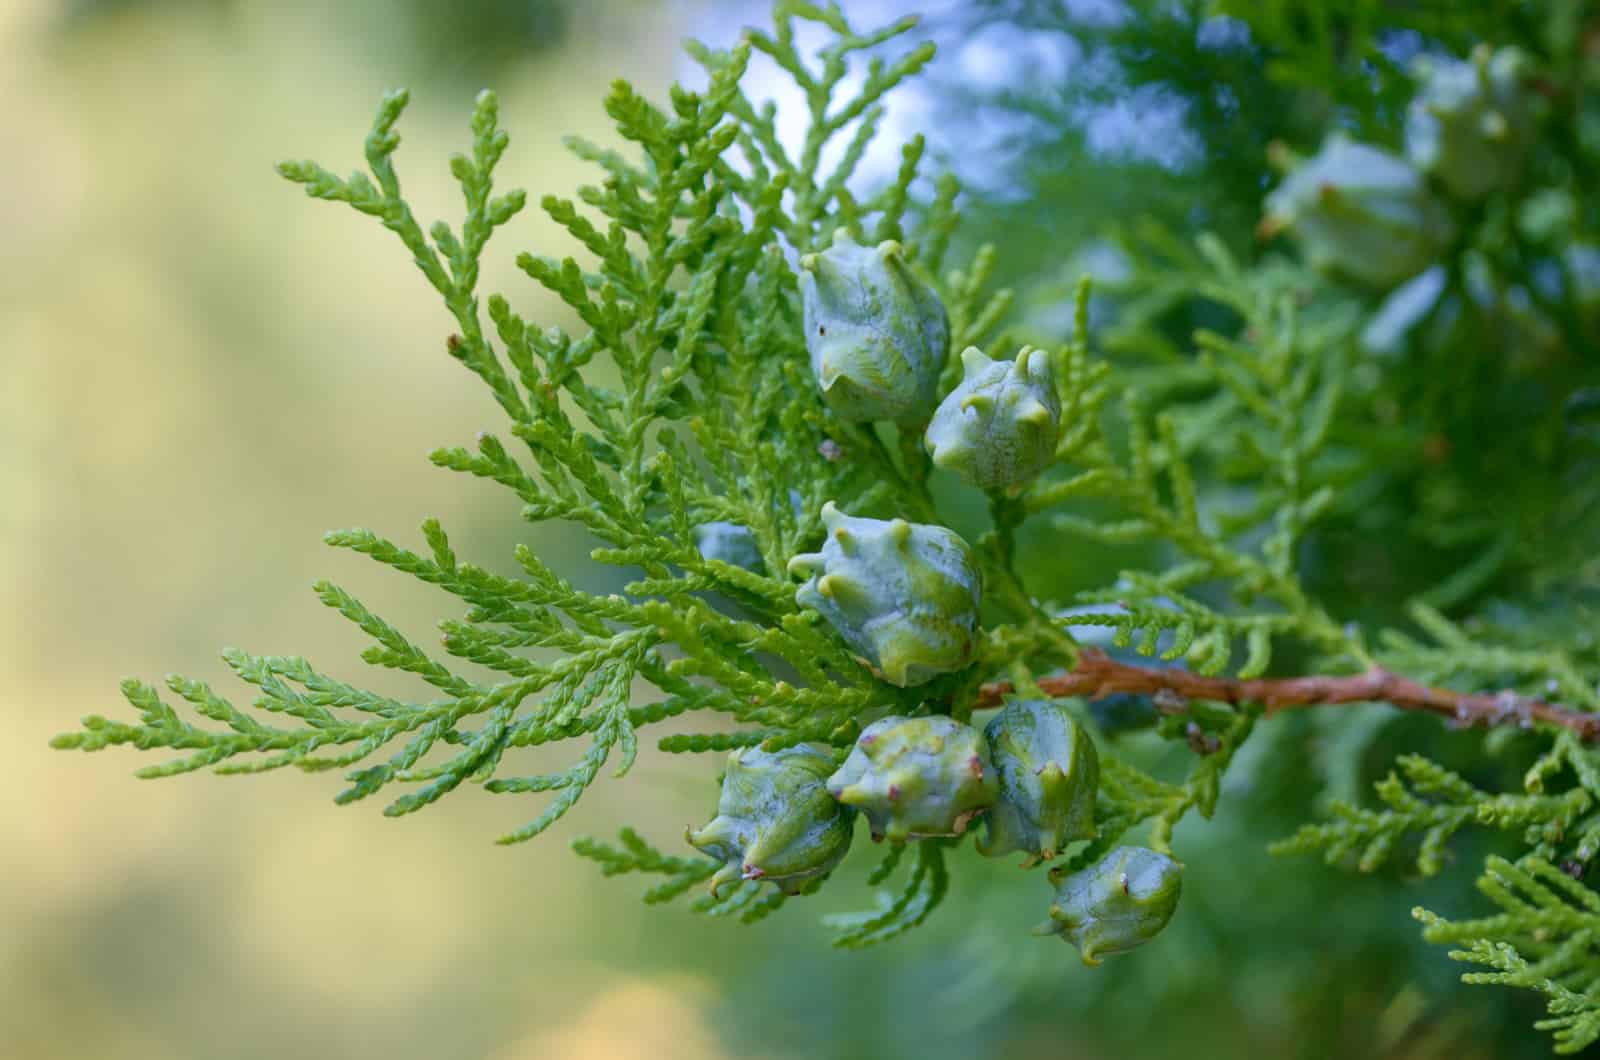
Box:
[1418,856,1600,1054]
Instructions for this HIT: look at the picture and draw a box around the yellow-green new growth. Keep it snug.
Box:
[827,716,999,843]
[1038,846,1183,965]
[925,346,1061,491]
[799,230,950,424]
[978,699,1099,862]
[788,502,981,687]
[687,745,856,896]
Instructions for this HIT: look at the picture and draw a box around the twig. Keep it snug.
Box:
[975,649,1600,741]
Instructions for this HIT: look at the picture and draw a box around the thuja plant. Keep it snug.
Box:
[52,1,1600,1048]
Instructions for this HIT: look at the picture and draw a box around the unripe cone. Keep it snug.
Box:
[925,346,1061,491]
[788,502,981,687]
[1262,133,1455,289]
[827,715,998,842]
[692,521,765,573]
[1406,46,1533,202]
[1037,846,1183,965]
[978,699,1098,861]
[799,230,949,424]
[687,745,855,896]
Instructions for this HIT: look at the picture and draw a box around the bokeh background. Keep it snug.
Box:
[0,1,1566,1057]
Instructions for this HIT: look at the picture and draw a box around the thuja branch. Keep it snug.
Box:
[978,649,1600,741]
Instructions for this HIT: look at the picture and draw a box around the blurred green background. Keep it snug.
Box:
[0,2,1566,1058]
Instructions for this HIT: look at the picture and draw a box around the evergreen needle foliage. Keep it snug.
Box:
[53,0,1600,1049]
[1418,856,1600,1054]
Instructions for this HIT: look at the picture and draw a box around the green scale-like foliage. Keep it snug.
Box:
[1418,857,1600,1054]
[53,5,1027,944]
[48,0,1600,1048]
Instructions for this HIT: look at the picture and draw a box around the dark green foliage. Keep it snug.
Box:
[1418,856,1600,1054]
[824,838,951,948]
[956,3,1600,1047]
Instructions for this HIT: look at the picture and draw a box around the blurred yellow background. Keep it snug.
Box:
[0,2,778,1056]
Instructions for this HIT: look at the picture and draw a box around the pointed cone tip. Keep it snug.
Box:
[787,552,823,577]
[708,861,743,898]
[1018,399,1052,426]
[927,441,959,471]
[816,574,843,599]
[1017,346,1052,381]
[961,392,995,414]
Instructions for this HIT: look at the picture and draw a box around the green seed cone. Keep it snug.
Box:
[926,346,1061,492]
[799,230,949,424]
[826,715,999,843]
[686,745,855,896]
[978,699,1098,861]
[1263,132,1455,289]
[1040,846,1183,965]
[1406,46,1533,202]
[788,502,981,687]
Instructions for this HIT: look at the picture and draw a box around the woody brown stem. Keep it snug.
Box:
[977,648,1600,741]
